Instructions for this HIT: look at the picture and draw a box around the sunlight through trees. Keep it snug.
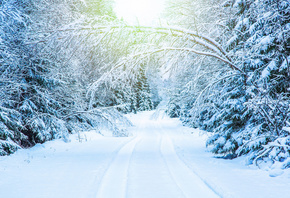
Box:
[1,0,290,170]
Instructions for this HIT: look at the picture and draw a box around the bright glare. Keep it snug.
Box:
[114,0,165,25]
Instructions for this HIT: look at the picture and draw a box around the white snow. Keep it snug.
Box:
[259,35,273,46]
[259,35,274,51]
[226,35,238,48]
[233,0,244,8]
[234,18,249,31]
[261,60,277,79]
[281,56,290,70]
[0,111,290,198]
[282,126,290,133]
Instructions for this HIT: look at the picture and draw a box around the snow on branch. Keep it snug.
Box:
[31,23,247,110]
[29,23,245,79]
[140,47,245,74]
[86,45,245,109]
[30,24,233,64]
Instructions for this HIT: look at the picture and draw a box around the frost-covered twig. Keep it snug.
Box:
[29,24,233,63]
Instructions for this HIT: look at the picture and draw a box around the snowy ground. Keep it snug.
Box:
[0,111,290,198]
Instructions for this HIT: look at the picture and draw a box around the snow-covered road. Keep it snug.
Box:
[96,112,218,198]
[0,111,289,198]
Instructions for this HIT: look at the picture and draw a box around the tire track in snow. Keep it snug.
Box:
[85,136,137,198]
[160,134,221,198]
[95,136,141,198]
[157,133,186,198]
[126,130,185,198]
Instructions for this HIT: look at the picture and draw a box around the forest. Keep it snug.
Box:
[1,0,290,171]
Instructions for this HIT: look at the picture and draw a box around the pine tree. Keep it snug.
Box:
[0,0,132,155]
[205,0,290,166]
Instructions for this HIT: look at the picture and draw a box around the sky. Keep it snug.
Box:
[114,0,165,25]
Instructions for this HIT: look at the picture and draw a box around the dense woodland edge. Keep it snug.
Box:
[1,0,290,170]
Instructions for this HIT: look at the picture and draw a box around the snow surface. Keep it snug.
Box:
[0,111,290,198]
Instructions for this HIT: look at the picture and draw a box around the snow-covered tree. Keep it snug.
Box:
[0,0,132,155]
[193,0,290,167]
[160,0,290,168]
[2,0,290,170]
